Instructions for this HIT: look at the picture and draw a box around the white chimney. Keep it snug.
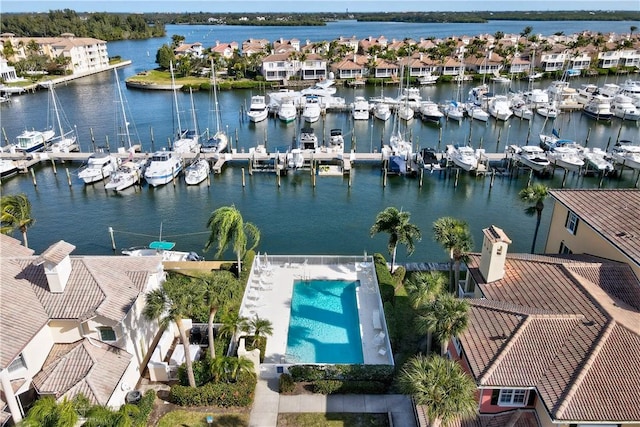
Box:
[479,225,511,283]
[37,240,76,293]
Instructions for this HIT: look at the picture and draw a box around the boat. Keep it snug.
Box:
[598,83,621,99]
[420,147,441,170]
[328,128,345,153]
[582,148,614,172]
[105,159,144,192]
[527,72,543,81]
[418,73,439,85]
[184,157,210,185]
[610,142,640,170]
[618,80,640,107]
[547,145,584,171]
[277,97,297,123]
[247,95,269,123]
[298,127,318,152]
[0,159,19,179]
[582,95,613,121]
[397,104,414,121]
[488,95,513,121]
[443,101,465,122]
[12,129,55,153]
[351,96,370,120]
[201,62,228,154]
[448,145,478,171]
[388,130,413,159]
[287,148,304,169]
[610,94,640,121]
[77,152,121,184]
[491,73,511,84]
[388,155,409,175]
[373,101,392,121]
[300,78,337,97]
[523,88,549,108]
[396,87,423,109]
[467,104,489,122]
[170,63,200,153]
[576,83,599,105]
[122,240,203,262]
[536,101,559,119]
[143,150,183,187]
[468,84,489,107]
[302,95,322,123]
[44,83,77,153]
[510,95,533,120]
[513,145,550,172]
[419,101,444,123]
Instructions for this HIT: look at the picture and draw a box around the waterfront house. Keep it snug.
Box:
[0,236,164,424]
[330,54,366,79]
[211,41,239,59]
[242,38,270,56]
[260,52,298,81]
[597,50,622,69]
[618,48,640,69]
[450,225,640,427]
[335,35,359,53]
[538,49,569,72]
[273,38,300,54]
[298,53,327,80]
[174,42,204,58]
[507,55,531,75]
[400,53,439,79]
[359,35,388,53]
[466,51,503,75]
[0,58,22,83]
[370,57,398,79]
[544,189,640,280]
[567,50,593,71]
[441,57,465,76]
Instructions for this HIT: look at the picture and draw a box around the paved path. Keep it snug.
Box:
[249,378,417,427]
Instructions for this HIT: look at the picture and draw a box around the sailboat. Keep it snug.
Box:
[45,83,77,153]
[201,61,228,154]
[444,55,466,122]
[170,62,200,154]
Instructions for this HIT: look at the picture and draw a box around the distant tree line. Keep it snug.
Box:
[0,9,165,41]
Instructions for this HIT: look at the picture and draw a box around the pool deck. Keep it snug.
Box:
[239,256,392,376]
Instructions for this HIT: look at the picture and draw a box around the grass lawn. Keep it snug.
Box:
[277,413,390,426]
[157,410,249,427]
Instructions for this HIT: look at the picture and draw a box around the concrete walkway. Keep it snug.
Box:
[249,378,417,427]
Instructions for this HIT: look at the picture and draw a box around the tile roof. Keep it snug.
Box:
[549,189,640,267]
[37,240,76,265]
[464,253,640,422]
[32,339,132,405]
[0,234,34,257]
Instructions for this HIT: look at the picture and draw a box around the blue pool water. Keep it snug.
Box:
[286,280,363,364]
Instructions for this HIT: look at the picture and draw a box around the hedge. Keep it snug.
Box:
[279,373,295,394]
[169,372,256,407]
[313,380,388,394]
[288,364,394,383]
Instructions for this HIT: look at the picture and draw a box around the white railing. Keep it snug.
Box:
[255,253,372,267]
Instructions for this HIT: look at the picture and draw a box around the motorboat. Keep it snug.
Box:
[523,88,549,108]
[122,240,203,262]
[467,105,489,122]
[144,151,183,187]
[610,94,640,121]
[0,159,19,179]
[491,74,511,84]
[247,95,269,123]
[488,95,513,121]
[302,95,322,123]
[513,145,550,172]
[448,145,478,171]
[373,102,392,121]
[598,83,621,99]
[576,83,598,105]
[610,142,640,170]
[618,79,640,107]
[420,147,441,170]
[298,127,318,151]
[540,134,584,154]
[582,148,614,172]
[536,102,559,119]
[351,96,370,120]
[510,95,533,120]
[418,73,438,85]
[547,146,584,171]
[77,152,121,184]
[105,159,144,192]
[443,101,465,122]
[301,79,337,97]
[184,158,210,185]
[396,87,423,109]
[328,128,345,153]
[287,148,304,169]
[419,101,444,123]
[582,95,613,121]
[13,129,55,153]
[527,72,543,81]
[278,97,297,123]
[468,84,489,107]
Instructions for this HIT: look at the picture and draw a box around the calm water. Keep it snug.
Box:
[1,21,639,260]
[286,280,363,364]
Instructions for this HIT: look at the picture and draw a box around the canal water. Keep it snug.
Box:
[1,21,638,261]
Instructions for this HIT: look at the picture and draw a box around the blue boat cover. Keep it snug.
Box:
[149,241,176,250]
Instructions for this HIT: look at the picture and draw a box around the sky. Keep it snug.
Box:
[2,0,639,13]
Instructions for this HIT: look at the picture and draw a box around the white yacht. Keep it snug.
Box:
[610,143,640,170]
[13,129,55,153]
[610,94,640,121]
[448,145,478,171]
[536,101,559,119]
[523,88,549,108]
[510,95,533,120]
[467,104,489,122]
[122,240,202,261]
[302,95,322,123]
[300,79,337,97]
[278,97,297,123]
[547,146,584,171]
[328,128,345,153]
[618,80,640,107]
[443,101,465,122]
[351,96,370,120]
[583,95,613,122]
[247,95,269,123]
[0,159,19,179]
[77,152,120,184]
[418,73,438,85]
[488,95,513,121]
[397,104,415,121]
[298,127,318,152]
[582,148,614,172]
[419,101,444,123]
[373,102,392,121]
[144,151,183,187]
[513,145,550,172]
[105,159,145,192]
[184,158,210,185]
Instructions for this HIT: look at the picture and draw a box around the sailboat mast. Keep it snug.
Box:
[170,61,183,135]
[114,69,132,149]
[211,59,221,133]
[51,85,65,141]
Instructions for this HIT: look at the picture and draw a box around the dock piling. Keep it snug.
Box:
[65,168,71,187]
[30,168,37,186]
[50,157,57,174]
[454,168,460,187]
[242,167,246,187]
[108,226,116,251]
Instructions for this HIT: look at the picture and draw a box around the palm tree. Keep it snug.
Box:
[210,356,255,383]
[203,271,237,359]
[218,311,249,341]
[406,271,446,353]
[243,314,273,339]
[205,205,260,274]
[416,293,469,356]
[1,193,35,248]
[397,354,477,427]
[143,274,205,387]
[83,404,140,427]
[432,217,473,294]
[21,396,78,427]
[370,207,422,273]
[518,184,549,254]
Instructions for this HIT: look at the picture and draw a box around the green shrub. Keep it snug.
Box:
[177,357,212,387]
[133,390,156,426]
[313,380,388,394]
[244,336,266,362]
[170,372,256,407]
[279,373,295,394]
[288,365,326,382]
[392,265,406,286]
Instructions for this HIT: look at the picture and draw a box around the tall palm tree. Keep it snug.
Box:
[1,193,35,248]
[244,314,274,339]
[218,311,249,341]
[205,205,260,274]
[83,404,140,427]
[397,354,477,427]
[21,396,78,427]
[143,274,205,387]
[203,271,237,359]
[432,217,473,294]
[370,207,422,273]
[416,293,469,356]
[406,271,446,353]
[518,184,549,254]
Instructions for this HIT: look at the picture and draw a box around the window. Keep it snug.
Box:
[498,389,529,406]
[559,241,573,255]
[8,353,27,373]
[452,337,463,356]
[98,327,116,342]
[565,211,580,235]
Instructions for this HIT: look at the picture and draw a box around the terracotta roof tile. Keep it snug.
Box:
[0,234,34,257]
[38,240,75,265]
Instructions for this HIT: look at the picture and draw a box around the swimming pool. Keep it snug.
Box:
[285,279,363,364]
